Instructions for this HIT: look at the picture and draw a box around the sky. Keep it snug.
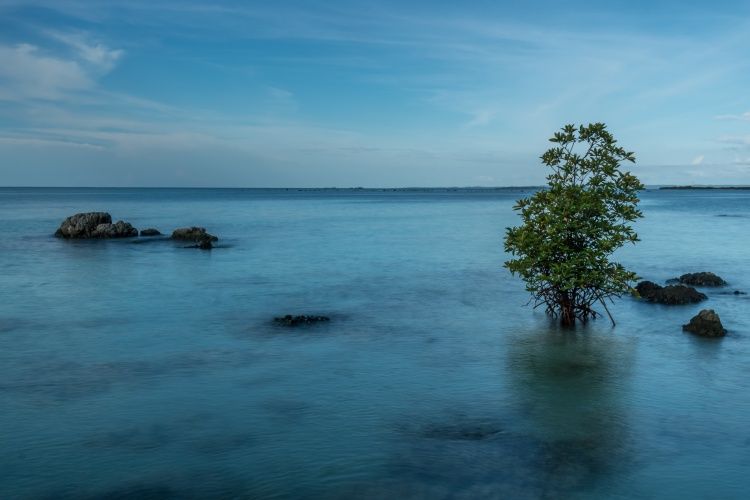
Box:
[1,0,750,187]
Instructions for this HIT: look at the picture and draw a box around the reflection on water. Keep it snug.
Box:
[503,327,636,497]
[353,328,638,499]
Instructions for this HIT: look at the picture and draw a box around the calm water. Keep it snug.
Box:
[1,187,749,499]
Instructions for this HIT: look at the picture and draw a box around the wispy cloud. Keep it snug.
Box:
[715,111,750,121]
[44,31,123,72]
[0,43,93,99]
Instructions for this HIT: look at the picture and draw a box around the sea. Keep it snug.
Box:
[1,187,749,499]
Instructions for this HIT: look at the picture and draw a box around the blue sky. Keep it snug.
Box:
[1,0,750,187]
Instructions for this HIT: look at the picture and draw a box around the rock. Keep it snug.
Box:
[91,221,139,238]
[654,285,708,305]
[274,315,330,327]
[734,290,747,295]
[54,212,110,238]
[635,281,662,300]
[54,212,138,238]
[682,309,727,337]
[171,227,218,242]
[140,228,161,237]
[197,236,213,250]
[635,281,707,305]
[677,272,726,287]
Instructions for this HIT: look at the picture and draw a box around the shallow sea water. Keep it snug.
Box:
[0,187,749,499]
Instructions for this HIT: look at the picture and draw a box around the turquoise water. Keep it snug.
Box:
[1,187,749,499]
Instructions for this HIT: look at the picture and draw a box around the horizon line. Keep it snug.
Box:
[2,184,750,190]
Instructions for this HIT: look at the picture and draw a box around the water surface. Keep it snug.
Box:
[1,188,748,499]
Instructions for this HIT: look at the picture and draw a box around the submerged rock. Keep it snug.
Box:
[274,315,330,327]
[636,281,707,305]
[139,228,161,237]
[683,309,726,337]
[677,272,726,287]
[422,423,503,441]
[171,227,218,243]
[54,212,138,238]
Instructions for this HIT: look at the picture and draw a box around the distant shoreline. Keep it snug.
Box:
[658,186,750,190]
[2,185,750,191]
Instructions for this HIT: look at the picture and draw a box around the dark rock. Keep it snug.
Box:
[677,272,726,287]
[682,309,726,337]
[171,226,218,242]
[197,236,213,250]
[139,228,161,237]
[635,281,662,300]
[635,281,707,305]
[734,290,747,295]
[55,212,108,238]
[54,212,138,239]
[274,315,330,327]
[91,221,139,238]
[654,285,707,305]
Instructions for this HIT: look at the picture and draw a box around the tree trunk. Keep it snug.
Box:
[560,294,576,327]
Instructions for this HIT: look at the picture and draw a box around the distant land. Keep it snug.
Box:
[659,185,750,190]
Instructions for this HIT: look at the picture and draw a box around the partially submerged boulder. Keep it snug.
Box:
[677,272,726,287]
[197,238,213,250]
[171,227,218,243]
[682,309,726,337]
[54,212,138,239]
[635,281,662,299]
[274,315,330,327]
[636,281,707,305]
[140,228,161,237]
[92,221,138,238]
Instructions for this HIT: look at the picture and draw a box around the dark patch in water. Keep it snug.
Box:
[40,484,183,500]
[0,320,18,333]
[82,484,181,500]
[371,427,628,499]
[421,423,504,441]
[0,349,258,402]
[190,432,255,455]
[262,398,313,421]
[83,424,174,451]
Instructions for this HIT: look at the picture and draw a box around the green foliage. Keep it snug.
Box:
[504,123,644,326]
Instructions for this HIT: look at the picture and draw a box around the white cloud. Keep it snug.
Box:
[0,43,92,99]
[0,34,122,101]
[691,155,704,165]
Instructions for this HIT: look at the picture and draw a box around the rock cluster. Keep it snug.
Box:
[682,309,726,337]
[274,315,330,327]
[55,213,219,250]
[677,272,726,287]
[54,212,138,239]
[635,281,707,305]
